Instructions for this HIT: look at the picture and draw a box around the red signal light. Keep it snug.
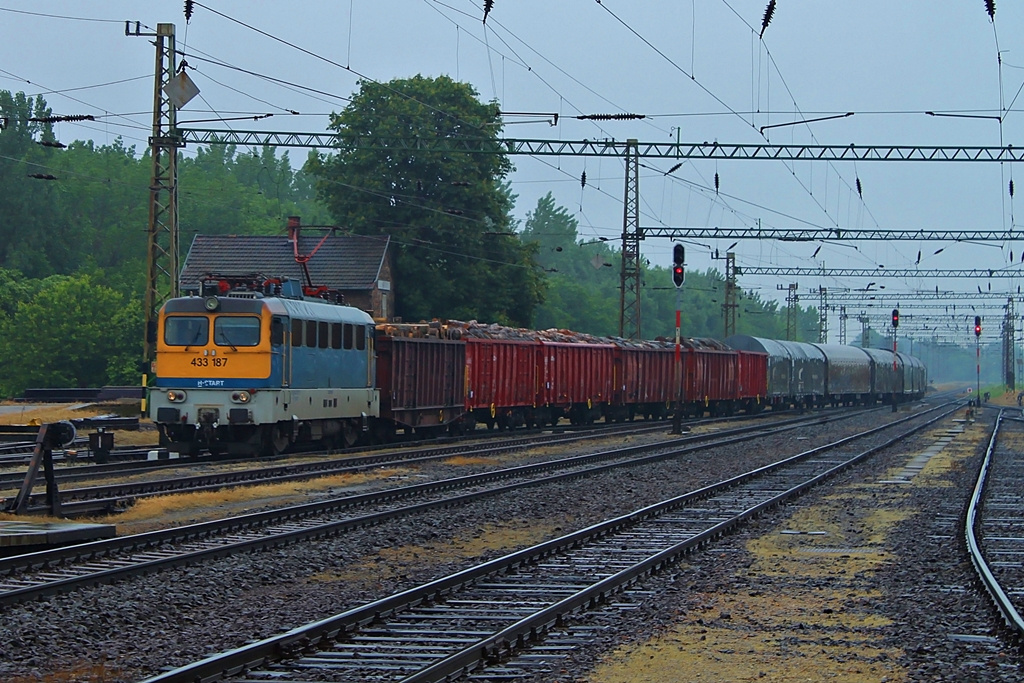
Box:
[672,245,685,288]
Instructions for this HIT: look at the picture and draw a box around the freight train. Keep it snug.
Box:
[148,276,927,456]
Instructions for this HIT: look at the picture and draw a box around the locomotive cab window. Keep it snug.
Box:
[214,316,261,347]
[291,319,303,347]
[165,316,209,346]
[355,325,366,351]
[305,320,317,348]
[330,323,342,349]
[343,323,354,350]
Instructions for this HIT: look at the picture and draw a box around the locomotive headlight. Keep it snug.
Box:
[203,296,220,312]
[231,391,251,404]
[167,390,188,403]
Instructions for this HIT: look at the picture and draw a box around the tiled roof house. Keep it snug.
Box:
[179,221,394,320]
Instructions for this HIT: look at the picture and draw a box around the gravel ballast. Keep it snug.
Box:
[1,404,1015,682]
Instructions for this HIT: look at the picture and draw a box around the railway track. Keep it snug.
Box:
[0,398,888,477]
[0,408,850,516]
[0,418,684,514]
[0,406,894,607]
[137,400,958,682]
[966,408,1024,637]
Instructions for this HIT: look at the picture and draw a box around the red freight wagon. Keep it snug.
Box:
[680,339,740,417]
[613,344,676,421]
[375,335,465,434]
[464,338,539,429]
[539,341,615,425]
[736,350,769,412]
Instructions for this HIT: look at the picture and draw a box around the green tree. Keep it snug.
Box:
[177,144,333,242]
[50,138,150,276]
[307,75,544,325]
[0,90,69,277]
[0,273,140,396]
[521,193,619,334]
[0,267,34,318]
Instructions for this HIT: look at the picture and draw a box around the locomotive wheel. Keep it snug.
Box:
[258,425,290,457]
[342,421,359,448]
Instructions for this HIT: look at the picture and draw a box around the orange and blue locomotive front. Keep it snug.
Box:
[149,289,379,455]
[156,296,276,391]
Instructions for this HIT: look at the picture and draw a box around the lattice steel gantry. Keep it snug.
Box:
[174,127,1024,344]
[817,287,829,343]
[619,140,642,339]
[178,130,1024,163]
[1003,297,1016,390]
[134,22,181,362]
[723,253,738,338]
[779,283,799,340]
[738,266,1024,278]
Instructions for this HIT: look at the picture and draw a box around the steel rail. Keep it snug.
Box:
[139,403,956,683]
[0,409,843,515]
[0,413,717,492]
[0,409,872,607]
[0,402,872,493]
[965,409,1024,636]
[2,422,688,515]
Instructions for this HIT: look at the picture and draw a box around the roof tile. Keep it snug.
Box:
[179,234,390,290]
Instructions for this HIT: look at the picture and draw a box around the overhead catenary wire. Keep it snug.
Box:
[423,0,646,142]
[595,0,894,283]
[0,66,150,133]
[187,2,493,135]
[0,6,123,23]
[2,4,1013,317]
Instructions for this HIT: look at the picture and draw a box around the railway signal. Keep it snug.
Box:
[672,244,685,288]
[670,243,685,433]
[891,308,899,411]
[974,315,982,404]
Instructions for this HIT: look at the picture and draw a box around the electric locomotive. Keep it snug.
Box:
[149,276,378,456]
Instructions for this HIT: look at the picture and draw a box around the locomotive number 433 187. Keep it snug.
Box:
[190,357,228,367]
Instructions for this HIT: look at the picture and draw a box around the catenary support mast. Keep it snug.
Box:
[134,22,181,362]
[619,140,642,339]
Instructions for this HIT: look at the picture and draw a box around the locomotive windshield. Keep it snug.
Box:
[165,316,209,346]
[214,316,261,347]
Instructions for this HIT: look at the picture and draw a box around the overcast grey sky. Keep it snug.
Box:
[2,1,1023,336]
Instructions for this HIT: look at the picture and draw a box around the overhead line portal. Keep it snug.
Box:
[177,129,1024,162]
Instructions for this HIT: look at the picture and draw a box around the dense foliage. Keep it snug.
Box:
[307,75,545,326]
[1,86,971,398]
[521,192,813,340]
[0,90,325,396]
